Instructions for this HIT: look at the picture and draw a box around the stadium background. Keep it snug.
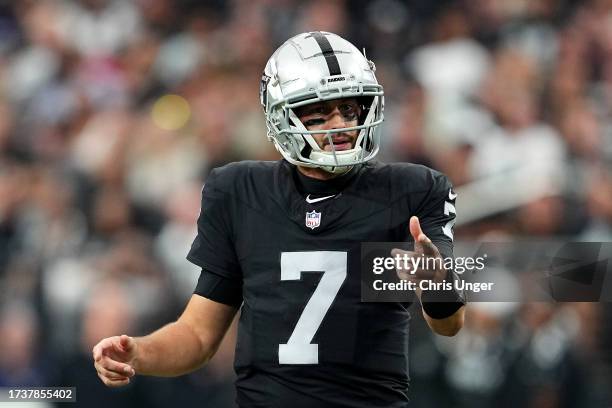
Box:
[0,0,611,406]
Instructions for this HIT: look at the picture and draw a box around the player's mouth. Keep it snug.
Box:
[324,137,353,151]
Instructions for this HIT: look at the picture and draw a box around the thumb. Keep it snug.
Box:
[409,216,426,244]
[410,216,438,256]
[119,335,135,352]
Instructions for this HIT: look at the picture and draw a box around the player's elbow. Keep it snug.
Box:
[176,320,220,369]
[198,340,222,367]
[192,329,222,368]
[177,296,238,371]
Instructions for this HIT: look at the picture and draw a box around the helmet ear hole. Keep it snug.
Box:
[364,131,373,151]
[300,140,312,158]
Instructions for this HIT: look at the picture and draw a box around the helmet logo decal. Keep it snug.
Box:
[307,31,342,76]
[305,210,322,230]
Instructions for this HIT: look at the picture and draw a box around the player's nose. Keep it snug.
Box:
[327,107,348,129]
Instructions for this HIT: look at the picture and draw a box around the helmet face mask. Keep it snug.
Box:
[260,32,384,174]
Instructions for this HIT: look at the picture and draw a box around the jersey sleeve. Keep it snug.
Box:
[414,172,457,259]
[187,168,242,280]
[194,269,243,307]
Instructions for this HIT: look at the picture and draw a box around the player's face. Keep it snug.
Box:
[295,98,361,151]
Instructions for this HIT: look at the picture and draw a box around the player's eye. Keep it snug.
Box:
[339,103,359,120]
[303,118,326,127]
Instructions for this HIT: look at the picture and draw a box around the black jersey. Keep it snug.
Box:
[187,160,456,408]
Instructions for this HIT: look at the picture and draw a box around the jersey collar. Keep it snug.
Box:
[292,164,360,196]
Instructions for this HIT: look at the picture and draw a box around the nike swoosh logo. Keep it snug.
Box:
[448,190,457,200]
[306,194,336,204]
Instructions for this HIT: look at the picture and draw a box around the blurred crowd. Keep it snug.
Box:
[0,0,610,407]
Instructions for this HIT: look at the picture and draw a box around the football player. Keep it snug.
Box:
[93,31,465,407]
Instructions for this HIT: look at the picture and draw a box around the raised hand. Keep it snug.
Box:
[92,335,137,387]
[391,216,445,284]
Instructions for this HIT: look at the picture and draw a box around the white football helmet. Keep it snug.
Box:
[260,31,384,173]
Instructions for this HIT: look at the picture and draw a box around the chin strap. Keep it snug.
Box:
[308,146,364,167]
[320,165,353,175]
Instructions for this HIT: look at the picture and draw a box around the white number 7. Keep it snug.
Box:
[279,251,347,364]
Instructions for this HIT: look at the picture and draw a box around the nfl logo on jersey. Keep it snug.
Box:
[305,210,321,229]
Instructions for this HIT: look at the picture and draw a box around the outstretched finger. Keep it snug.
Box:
[93,337,114,362]
[390,248,417,258]
[93,345,101,362]
[409,216,439,257]
[390,248,418,274]
[409,216,425,243]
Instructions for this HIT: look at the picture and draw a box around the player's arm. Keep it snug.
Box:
[413,216,465,337]
[394,170,465,336]
[92,167,244,387]
[93,295,237,387]
[133,295,237,376]
[394,216,465,336]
